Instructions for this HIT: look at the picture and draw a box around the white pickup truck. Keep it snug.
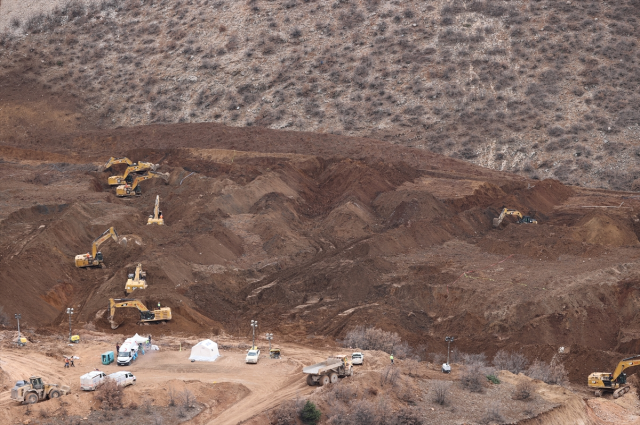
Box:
[303,355,353,386]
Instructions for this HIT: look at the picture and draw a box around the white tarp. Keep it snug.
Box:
[189,339,220,362]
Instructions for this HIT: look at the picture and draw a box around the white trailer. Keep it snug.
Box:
[80,371,107,391]
[303,355,353,386]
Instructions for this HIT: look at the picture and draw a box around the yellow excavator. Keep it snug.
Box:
[493,207,538,227]
[147,195,164,225]
[588,355,640,398]
[116,171,169,197]
[125,263,147,294]
[108,298,172,329]
[108,161,158,186]
[75,227,118,268]
[100,157,132,172]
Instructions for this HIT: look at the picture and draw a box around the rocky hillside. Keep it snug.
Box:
[1,0,640,190]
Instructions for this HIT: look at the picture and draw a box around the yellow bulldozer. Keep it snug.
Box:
[493,207,538,227]
[11,376,70,404]
[108,298,171,329]
[116,171,169,197]
[125,263,148,294]
[147,195,165,225]
[588,355,640,398]
[75,227,118,268]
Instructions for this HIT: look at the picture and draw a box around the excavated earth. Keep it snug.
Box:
[2,75,640,423]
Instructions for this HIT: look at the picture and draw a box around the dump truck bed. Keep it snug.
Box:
[303,358,343,375]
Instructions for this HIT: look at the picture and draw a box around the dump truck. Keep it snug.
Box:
[303,355,353,386]
[11,376,70,404]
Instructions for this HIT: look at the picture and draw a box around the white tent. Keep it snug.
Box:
[189,339,220,362]
[130,334,149,344]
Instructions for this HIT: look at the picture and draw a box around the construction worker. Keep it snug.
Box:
[116,343,120,353]
[64,357,70,368]
[70,357,75,367]
[390,354,394,364]
[158,302,161,308]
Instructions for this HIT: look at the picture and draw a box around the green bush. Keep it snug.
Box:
[300,400,321,425]
[487,374,500,384]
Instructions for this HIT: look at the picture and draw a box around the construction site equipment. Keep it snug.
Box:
[108,161,158,186]
[70,335,80,343]
[108,298,172,329]
[75,227,118,268]
[116,171,169,197]
[11,376,70,404]
[100,157,132,172]
[102,351,115,365]
[108,371,136,386]
[270,348,281,359]
[303,355,353,386]
[17,337,27,347]
[147,195,165,225]
[588,355,640,398]
[493,207,538,227]
[125,263,148,294]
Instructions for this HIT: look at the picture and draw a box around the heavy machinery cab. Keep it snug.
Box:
[140,310,155,321]
[519,216,537,224]
[30,377,43,390]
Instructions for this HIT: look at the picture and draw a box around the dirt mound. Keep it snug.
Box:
[573,212,639,247]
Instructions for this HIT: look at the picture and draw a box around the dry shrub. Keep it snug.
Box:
[380,365,400,387]
[493,350,528,374]
[326,381,357,404]
[95,378,123,410]
[271,398,305,425]
[461,363,484,393]
[513,380,534,401]
[526,358,568,386]
[432,381,449,405]
[402,358,420,377]
[180,389,196,409]
[167,387,176,406]
[342,326,401,353]
[351,399,376,424]
[481,402,505,424]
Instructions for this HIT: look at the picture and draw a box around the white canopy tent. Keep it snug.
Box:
[189,339,220,362]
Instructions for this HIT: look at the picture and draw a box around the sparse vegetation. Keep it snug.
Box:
[513,380,534,401]
[526,358,569,386]
[1,0,637,190]
[300,400,321,425]
[432,381,449,405]
[94,378,123,410]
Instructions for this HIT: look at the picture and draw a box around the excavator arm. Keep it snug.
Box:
[121,162,158,180]
[91,227,118,258]
[153,195,160,220]
[108,298,170,329]
[131,171,169,191]
[612,355,640,382]
[493,207,531,227]
[100,157,132,171]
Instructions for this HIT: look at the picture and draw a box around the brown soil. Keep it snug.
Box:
[3,76,640,424]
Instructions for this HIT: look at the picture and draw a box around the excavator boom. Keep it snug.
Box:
[100,157,132,172]
[147,195,164,225]
[116,171,169,197]
[107,161,159,186]
[75,227,118,268]
[612,355,640,381]
[108,298,171,329]
[91,227,118,258]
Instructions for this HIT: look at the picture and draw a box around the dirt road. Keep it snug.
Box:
[0,334,329,424]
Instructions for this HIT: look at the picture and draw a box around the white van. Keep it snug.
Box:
[351,352,364,365]
[80,371,107,391]
[117,342,139,366]
[107,371,136,387]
